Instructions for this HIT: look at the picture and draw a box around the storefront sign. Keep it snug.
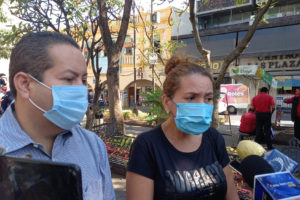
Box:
[240,55,300,71]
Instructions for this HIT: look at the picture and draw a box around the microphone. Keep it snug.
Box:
[240,155,275,188]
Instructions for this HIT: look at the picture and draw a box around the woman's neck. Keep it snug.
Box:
[161,118,203,153]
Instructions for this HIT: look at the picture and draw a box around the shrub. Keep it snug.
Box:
[141,88,168,125]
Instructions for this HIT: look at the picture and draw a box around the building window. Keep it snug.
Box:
[197,2,300,30]
[124,47,133,55]
[153,35,160,54]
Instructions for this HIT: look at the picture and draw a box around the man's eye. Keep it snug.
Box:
[82,79,87,85]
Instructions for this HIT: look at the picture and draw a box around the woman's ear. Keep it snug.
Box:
[162,94,170,114]
[14,72,32,99]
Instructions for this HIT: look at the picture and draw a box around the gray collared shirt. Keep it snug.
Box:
[0,104,115,200]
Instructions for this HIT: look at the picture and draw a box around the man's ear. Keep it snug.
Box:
[14,72,32,99]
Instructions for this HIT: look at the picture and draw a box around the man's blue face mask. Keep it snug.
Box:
[170,98,213,135]
[28,74,88,130]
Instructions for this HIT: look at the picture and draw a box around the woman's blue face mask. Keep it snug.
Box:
[170,98,213,135]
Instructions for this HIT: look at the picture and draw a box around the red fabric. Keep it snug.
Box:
[284,95,300,117]
[239,111,256,133]
[251,93,275,112]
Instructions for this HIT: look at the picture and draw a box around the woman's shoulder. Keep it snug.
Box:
[205,127,221,138]
[135,125,163,144]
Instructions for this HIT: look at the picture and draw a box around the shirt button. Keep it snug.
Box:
[33,144,39,148]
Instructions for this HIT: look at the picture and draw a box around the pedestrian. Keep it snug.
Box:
[251,87,275,150]
[239,108,256,135]
[0,32,115,200]
[283,87,300,140]
[1,91,13,113]
[275,105,282,127]
[126,55,239,200]
[0,74,6,88]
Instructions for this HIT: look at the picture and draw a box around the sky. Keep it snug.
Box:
[135,0,188,11]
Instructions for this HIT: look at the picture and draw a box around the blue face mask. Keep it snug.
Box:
[28,75,88,130]
[170,99,213,135]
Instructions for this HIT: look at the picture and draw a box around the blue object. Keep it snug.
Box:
[254,171,300,200]
[266,149,299,174]
[28,74,88,130]
[171,99,214,135]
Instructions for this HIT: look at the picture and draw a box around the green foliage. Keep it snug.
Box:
[141,88,168,125]
[0,21,32,59]
[162,40,186,54]
[123,110,131,120]
[122,109,148,121]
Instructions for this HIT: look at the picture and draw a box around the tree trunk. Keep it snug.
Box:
[107,53,125,135]
[97,0,132,136]
[85,76,102,130]
[188,0,273,129]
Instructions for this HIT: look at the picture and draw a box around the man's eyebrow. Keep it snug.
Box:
[64,69,89,77]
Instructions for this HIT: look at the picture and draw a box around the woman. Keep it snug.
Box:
[126,55,239,200]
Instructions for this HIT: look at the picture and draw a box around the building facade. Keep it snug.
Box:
[86,6,191,107]
[174,0,300,118]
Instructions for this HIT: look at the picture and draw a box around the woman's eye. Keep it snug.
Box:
[206,97,213,102]
[65,78,74,82]
[82,79,87,85]
[186,96,195,101]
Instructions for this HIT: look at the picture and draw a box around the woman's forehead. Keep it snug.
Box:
[178,74,213,93]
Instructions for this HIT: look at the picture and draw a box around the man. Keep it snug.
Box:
[239,108,256,135]
[251,87,275,150]
[283,87,300,140]
[0,32,115,200]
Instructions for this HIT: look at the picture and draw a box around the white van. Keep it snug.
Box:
[219,84,249,114]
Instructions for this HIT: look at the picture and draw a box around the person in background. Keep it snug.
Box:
[126,55,239,200]
[251,87,275,150]
[275,105,282,127]
[88,89,94,104]
[283,87,300,140]
[0,31,115,200]
[0,74,6,88]
[239,108,256,135]
[1,91,14,113]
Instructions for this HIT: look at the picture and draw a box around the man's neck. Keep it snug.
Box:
[14,99,64,155]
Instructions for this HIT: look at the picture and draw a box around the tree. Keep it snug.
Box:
[188,0,274,128]
[4,0,105,130]
[134,5,186,88]
[97,0,133,135]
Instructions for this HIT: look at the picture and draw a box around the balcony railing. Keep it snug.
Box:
[120,55,134,65]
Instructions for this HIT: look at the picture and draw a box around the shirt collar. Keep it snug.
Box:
[0,103,72,154]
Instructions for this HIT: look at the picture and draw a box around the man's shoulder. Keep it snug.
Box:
[71,125,105,148]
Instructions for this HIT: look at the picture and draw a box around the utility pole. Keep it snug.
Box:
[150,0,155,92]
[132,0,138,115]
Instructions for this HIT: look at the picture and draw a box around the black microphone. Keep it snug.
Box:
[240,155,275,188]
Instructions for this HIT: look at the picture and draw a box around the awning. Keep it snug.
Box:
[276,76,300,89]
[229,65,278,102]
[229,65,277,88]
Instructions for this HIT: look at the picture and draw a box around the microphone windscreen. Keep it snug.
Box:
[240,155,275,188]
